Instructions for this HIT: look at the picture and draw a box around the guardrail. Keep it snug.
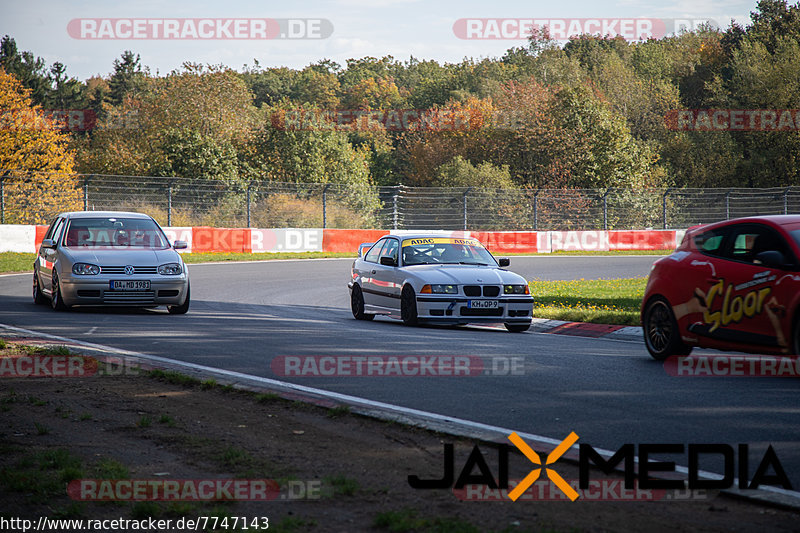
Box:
[1,170,798,230]
[0,225,682,255]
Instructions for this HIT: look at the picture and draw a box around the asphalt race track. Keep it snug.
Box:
[3,255,800,490]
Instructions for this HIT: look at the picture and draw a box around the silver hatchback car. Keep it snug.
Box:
[33,211,190,313]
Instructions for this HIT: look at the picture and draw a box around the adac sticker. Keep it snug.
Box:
[403,237,482,247]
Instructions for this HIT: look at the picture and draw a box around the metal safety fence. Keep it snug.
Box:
[1,170,799,229]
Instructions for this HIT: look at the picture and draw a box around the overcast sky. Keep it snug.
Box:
[2,0,756,81]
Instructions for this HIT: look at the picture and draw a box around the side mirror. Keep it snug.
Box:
[41,238,55,249]
[380,256,397,267]
[173,240,188,250]
[755,250,787,269]
[498,258,510,267]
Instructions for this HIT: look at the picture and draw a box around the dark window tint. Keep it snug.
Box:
[693,228,727,257]
[726,224,793,266]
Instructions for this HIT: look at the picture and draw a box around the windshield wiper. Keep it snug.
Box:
[438,261,490,266]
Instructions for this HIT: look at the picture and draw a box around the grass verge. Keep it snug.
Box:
[529,277,646,326]
[0,252,35,273]
[0,249,671,274]
[517,249,671,256]
[180,252,354,263]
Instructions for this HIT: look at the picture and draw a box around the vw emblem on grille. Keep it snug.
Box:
[124,265,135,275]
[476,278,483,282]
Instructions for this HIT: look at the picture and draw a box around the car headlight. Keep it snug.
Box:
[504,284,530,295]
[72,263,99,275]
[421,284,458,294]
[158,263,182,275]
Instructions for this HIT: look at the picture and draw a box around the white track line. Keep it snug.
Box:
[1,321,798,505]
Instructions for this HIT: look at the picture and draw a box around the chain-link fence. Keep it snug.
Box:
[2,170,799,229]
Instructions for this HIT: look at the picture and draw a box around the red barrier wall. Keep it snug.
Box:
[607,230,676,250]
[322,229,389,253]
[469,231,541,254]
[34,225,49,251]
[191,227,251,253]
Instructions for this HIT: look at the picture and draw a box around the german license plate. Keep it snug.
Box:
[468,300,498,309]
[109,280,150,290]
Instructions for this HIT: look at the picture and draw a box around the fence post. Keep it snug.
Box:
[785,188,791,215]
[83,175,91,211]
[322,184,330,229]
[533,190,539,231]
[725,190,731,219]
[463,189,467,231]
[167,181,173,227]
[602,188,611,230]
[246,182,252,228]
[392,188,399,230]
[662,188,672,230]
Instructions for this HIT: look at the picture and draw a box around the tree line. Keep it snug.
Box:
[2,0,800,196]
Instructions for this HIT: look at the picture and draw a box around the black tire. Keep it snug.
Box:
[33,271,47,305]
[50,271,68,311]
[505,323,530,333]
[400,285,418,326]
[350,285,374,321]
[643,296,691,360]
[168,283,190,314]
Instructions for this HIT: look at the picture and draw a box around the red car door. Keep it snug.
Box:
[687,223,795,353]
[669,225,731,350]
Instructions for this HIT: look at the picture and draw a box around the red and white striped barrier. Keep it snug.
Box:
[0,225,682,255]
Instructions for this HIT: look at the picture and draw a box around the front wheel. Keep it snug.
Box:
[642,296,691,360]
[350,285,374,321]
[400,285,418,326]
[33,271,47,305]
[168,284,190,314]
[50,271,68,311]
[505,323,530,333]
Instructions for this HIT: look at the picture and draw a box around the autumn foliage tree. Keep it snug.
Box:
[0,68,81,223]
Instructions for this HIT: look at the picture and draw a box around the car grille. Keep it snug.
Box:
[102,290,156,302]
[483,286,500,297]
[463,285,481,296]
[460,306,504,317]
[100,266,158,274]
[463,285,501,297]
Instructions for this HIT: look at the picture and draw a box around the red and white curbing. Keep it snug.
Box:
[0,225,683,255]
[530,318,642,341]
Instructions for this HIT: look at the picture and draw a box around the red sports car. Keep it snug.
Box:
[641,215,800,359]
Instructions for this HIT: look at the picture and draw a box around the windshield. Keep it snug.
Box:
[401,237,497,266]
[63,217,170,249]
